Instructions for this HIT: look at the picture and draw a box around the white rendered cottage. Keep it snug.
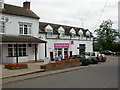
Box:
[0,1,47,63]
[38,22,93,61]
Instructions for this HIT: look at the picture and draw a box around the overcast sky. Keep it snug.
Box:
[4,0,119,33]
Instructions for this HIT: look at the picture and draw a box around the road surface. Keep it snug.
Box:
[3,56,118,88]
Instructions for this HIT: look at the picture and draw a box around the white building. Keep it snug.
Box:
[0,1,93,63]
[0,1,47,63]
[38,22,93,61]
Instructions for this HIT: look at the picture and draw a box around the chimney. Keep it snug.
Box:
[23,1,30,9]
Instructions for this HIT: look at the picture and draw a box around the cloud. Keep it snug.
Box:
[4,0,119,33]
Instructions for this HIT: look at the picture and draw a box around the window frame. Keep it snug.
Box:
[8,44,27,57]
[19,23,32,35]
[0,21,5,34]
[45,29,53,37]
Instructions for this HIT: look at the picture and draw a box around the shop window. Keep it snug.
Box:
[54,48,68,58]
[8,44,27,57]
[54,48,62,57]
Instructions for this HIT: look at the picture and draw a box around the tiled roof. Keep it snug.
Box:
[2,4,40,19]
[1,35,47,43]
[39,22,93,37]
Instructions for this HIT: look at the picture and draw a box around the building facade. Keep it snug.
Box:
[0,1,93,63]
[0,1,47,63]
[38,22,93,60]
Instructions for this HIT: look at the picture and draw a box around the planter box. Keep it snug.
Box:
[40,59,80,70]
[5,63,28,70]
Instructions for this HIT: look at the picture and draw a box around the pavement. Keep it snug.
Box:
[1,61,45,79]
[1,55,118,85]
[1,60,90,85]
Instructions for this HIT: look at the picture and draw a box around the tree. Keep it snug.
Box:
[94,19,120,51]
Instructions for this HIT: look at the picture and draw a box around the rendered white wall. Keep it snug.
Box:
[2,14,39,37]
[37,33,93,60]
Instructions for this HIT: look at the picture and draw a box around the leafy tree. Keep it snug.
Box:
[94,19,120,51]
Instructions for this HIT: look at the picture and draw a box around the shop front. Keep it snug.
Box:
[54,43,69,59]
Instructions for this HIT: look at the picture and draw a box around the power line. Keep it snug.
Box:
[93,0,108,29]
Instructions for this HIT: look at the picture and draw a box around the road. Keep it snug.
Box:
[3,56,118,88]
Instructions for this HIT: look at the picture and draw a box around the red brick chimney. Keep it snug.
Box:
[23,1,30,9]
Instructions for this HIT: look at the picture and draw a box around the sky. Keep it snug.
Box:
[4,0,119,33]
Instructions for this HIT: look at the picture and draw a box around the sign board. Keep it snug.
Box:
[54,43,69,48]
[44,57,50,64]
[0,16,9,22]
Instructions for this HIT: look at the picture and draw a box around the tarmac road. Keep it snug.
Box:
[3,56,118,88]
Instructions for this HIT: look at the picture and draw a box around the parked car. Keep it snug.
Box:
[100,50,115,55]
[85,52,99,64]
[99,54,107,62]
[72,55,92,65]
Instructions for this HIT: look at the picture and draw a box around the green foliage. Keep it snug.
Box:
[94,19,120,51]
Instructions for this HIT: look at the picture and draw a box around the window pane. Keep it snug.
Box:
[8,48,13,56]
[0,22,5,33]
[24,25,27,34]
[19,24,23,34]
[64,48,68,50]
[18,44,22,47]
[20,28,23,34]
[23,44,26,47]
[58,51,62,56]
[58,48,62,50]
[19,48,22,56]
[14,48,16,56]
[8,44,12,47]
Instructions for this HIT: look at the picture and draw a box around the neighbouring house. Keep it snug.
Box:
[38,22,93,61]
[0,1,47,63]
[0,1,93,63]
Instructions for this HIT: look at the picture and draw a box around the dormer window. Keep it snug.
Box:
[78,29,83,38]
[86,31,91,40]
[58,26,65,38]
[86,31,90,37]
[70,28,76,37]
[45,25,53,37]
[0,21,5,34]
[19,22,32,35]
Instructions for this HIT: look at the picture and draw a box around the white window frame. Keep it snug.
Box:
[8,44,27,57]
[0,21,5,34]
[70,28,76,38]
[19,23,32,35]
[58,27,65,38]
[45,29,53,37]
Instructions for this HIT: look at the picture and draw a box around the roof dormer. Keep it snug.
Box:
[70,28,76,35]
[78,29,83,36]
[58,26,65,34]
[45,25,53,32]
[45,25,53,37]
[86,31,90,37]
